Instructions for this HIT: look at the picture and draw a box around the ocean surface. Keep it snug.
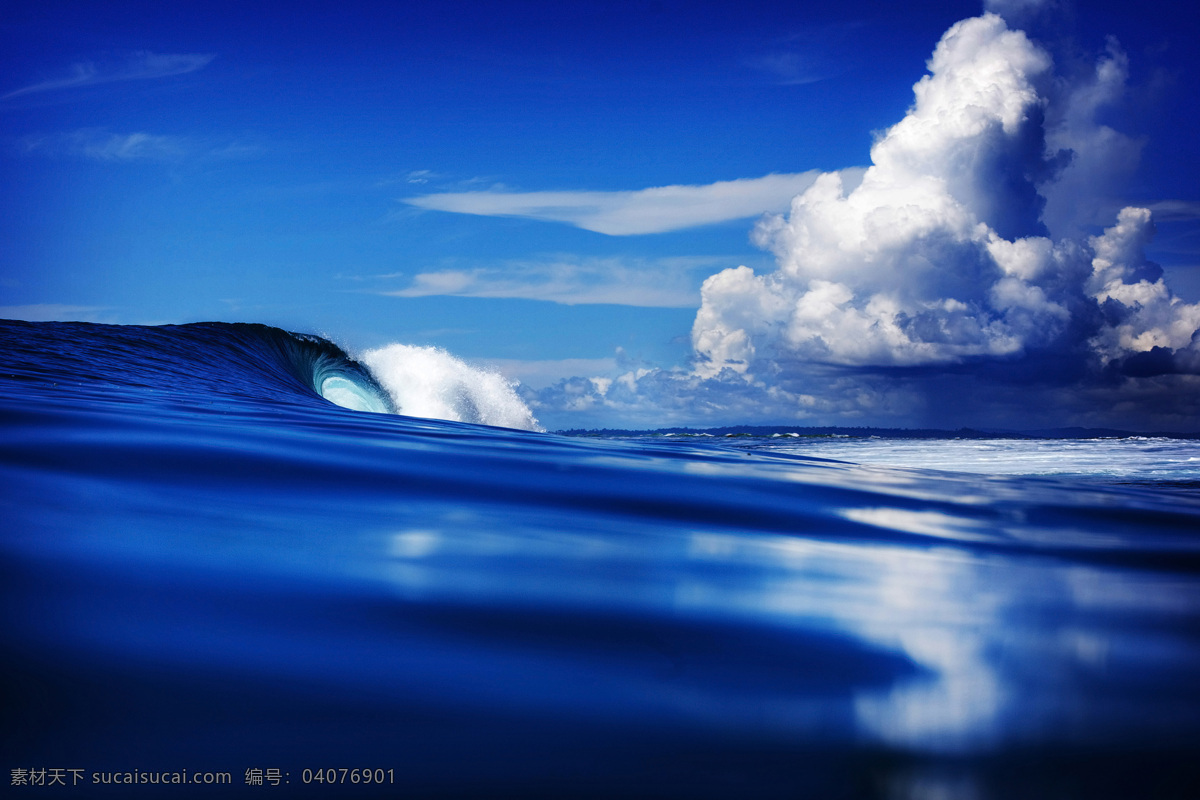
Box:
[3,319,1199,798]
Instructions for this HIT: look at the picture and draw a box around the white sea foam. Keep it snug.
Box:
[752,437,1200,482]
[361,344,543,432]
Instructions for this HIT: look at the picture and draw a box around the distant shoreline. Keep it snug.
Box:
[558,425,1200,440]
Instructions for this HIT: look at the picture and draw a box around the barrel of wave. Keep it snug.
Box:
[349,344,543,432]
[318,375,392,414]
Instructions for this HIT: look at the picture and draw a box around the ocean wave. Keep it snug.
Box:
[0,318,540,430]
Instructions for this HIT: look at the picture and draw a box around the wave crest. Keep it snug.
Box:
[362,344,542,432]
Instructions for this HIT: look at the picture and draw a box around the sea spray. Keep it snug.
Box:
[361,343,542,431]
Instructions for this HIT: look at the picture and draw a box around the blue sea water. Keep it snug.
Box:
[2,319,1199,798]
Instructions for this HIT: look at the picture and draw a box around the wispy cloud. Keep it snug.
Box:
[376,256,727,307]
[983,0,1056,22]
[0,304,115,322]
[18,129,189,162]
[17,128,263,164]
[405,169,437,185]
[2,51,215,101]
[1148,200,1200,222]
[747,52,827,86]
[374,170,493,190]
[404,171,861,235]
[745,23,863,87]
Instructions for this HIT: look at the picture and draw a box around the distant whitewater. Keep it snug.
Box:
[3,318,1199,798]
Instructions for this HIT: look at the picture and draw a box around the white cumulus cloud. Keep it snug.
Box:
[526,11,1200,432]
[689,13,1200,381]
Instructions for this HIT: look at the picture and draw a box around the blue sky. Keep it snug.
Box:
[3,0,1200,431]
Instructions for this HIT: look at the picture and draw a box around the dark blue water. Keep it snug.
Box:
[3,320,1199,798]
